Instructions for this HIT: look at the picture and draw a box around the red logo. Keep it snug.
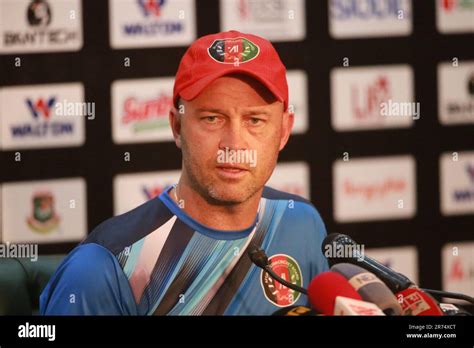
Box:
[260,254,303,307]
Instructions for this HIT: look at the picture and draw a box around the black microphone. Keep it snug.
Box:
[323,233,474,305]
[322,233,414,293]
[247,243,307,295]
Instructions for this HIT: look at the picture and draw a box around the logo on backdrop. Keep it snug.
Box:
[442,242,474,296]
[0,83,85,150]
[237,0,285,22]
[351,75,391,122]
[111,78,174,144]
[452,163,474,203]
[333,156,416,222]
[436,0,474,33]
[10,97,74,138]
[26,191,60,234]
[445,72,474,121]
[438,62,474,125]
[0,0,82,53]
[124,0,180,36]
[109,0,195,48]
[440,152,474,215]
[219,0,306,42]
[261,254,303,307]
[329,0,412,38]
[121,94,172,133]
[137,0,165,17]
[331,65,414,131]
[27,0,52,26]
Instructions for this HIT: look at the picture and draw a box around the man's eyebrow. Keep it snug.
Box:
[195,107,271,115]
[241,107,271,115]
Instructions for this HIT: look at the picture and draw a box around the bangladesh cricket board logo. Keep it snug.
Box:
[260,254,303,307]
[208,37,259,64]
[26,191,60,234]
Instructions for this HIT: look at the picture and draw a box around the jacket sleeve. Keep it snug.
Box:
[40,243,137,315]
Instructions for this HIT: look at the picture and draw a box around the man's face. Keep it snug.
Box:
[171,74,293,205]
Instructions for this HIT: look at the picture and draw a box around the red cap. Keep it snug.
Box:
[173,30,289,111]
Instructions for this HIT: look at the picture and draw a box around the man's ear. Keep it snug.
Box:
[169,105,182,149]
[279,110,294,151]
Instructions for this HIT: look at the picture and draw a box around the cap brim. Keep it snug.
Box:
[178,68,285,108]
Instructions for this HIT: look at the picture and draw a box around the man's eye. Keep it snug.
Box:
[203,116,218,123]
[249,117,263,125]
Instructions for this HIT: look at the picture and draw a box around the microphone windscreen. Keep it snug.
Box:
[331,263,403,316]
[308,271,362,315]
[396,287,443,316]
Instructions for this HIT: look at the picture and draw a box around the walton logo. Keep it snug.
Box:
[208,38,260,64]
[122,0,182,36]
[467,164,474,184]
[27,0,52,27]
[137,0,165,17]
[10,96,74,138]
[452,163,474,202]
[330,0,409,20]
[351,76,391,121]
[26,97,56,119]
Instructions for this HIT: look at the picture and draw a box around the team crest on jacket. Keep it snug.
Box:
[260,254,303,307]
[208,37,259,64]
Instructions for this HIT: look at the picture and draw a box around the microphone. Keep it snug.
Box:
[395,287,443,316]
[323,233,474,305]
[334,296,386,316]
[439,303,472,316]
[322,233,413,293]
[331,263,403,316]
[247,243,307,295]
[272,305,318,316]
[307,271,362,315]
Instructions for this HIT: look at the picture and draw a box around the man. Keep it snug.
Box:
[40,30,328,315]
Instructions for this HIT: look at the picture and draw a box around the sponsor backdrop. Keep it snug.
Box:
[0,0,473,298]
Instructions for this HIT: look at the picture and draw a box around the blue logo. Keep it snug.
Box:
[10,97,74,138]
[330,0,409,20]
[122,0,183,36]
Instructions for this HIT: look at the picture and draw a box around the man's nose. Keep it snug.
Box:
[218,119,248,150]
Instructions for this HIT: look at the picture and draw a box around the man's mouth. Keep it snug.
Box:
[215,165,249,179]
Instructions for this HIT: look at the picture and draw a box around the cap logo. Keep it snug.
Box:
[208,37,260,64]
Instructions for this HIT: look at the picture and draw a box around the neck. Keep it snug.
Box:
[171,179,261,231]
